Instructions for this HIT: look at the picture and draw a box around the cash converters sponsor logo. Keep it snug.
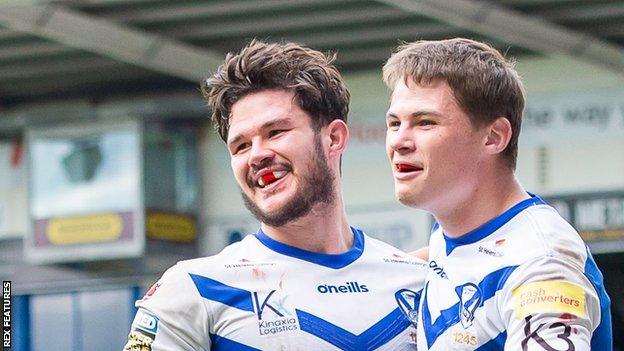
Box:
[253,290,298,336]
[429,260,448,279]
[512,281,586,319]
[317,282,369,294]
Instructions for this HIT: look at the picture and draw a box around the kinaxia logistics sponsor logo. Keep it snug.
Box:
[253,290,298,336]
[317,282,369,294]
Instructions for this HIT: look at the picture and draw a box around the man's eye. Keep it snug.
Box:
[268,129,285,138]
[387,121,400,128]
[234,142,251,153]
[418,120,435,126]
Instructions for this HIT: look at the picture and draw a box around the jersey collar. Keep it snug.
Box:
[442,193,545,255]
[254,227,364,269]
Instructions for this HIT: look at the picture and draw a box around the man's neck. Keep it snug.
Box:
[435,173,530,238]
[260,200,353,254]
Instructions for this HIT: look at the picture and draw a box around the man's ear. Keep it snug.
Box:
[325,119,349,157]
[484,117,512,156]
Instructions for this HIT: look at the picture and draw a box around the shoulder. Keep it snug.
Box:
[514,204,588,269]
[178,234,263,273]
[360,231,429,270]
[140,235,262,303]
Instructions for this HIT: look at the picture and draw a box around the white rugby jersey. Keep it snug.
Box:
[124,227,427,351]
[417,195,612,351]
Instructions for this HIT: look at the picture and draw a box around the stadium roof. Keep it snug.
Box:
[0,0,623,107]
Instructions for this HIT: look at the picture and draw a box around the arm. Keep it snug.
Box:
[410,246,429,261]
[123,264,210,351]
[500,257,604,351]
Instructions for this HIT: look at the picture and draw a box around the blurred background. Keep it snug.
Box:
[0,0,623,350]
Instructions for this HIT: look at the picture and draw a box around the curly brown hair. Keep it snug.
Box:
[383,38,525,169]
[202,39,351,142]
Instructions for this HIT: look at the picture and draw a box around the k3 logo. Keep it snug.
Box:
[457,283,482,329]
[521,315,575,351]
[252,290,289,320]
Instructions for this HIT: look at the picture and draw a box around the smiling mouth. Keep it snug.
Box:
[257,170,288,188]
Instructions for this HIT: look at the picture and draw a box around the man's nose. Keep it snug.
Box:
[388,126,415,153]
[248,139,274,169]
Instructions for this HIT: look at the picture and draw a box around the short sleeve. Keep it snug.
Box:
[123,264,210,351]
[498,256,600,351]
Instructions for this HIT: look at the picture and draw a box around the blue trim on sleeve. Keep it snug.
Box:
[210,334,262,351]
[254,227,364,269]
[443,194,545,255]
[475,331,507,350]
[189,274,254,312]
[583,247,613,351]
[296,307,411,350]
[421,265,518,348]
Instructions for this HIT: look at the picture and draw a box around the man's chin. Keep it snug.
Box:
[397,192,424,208]
[254,193,292,212]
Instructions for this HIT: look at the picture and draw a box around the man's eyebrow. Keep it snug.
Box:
[386,110,440,118]
[261,117,292,130]
[227,117,293,146]
[227,134,244,148]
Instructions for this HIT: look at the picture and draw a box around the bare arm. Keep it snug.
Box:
[410,246,429,261]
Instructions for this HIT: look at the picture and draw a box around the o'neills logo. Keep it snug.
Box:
[317,282,369,293]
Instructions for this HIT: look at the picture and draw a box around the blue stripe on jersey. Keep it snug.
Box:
[422,265,518,348]
[296,307,411,351]
[443,194,545,255]
[475,331,506,350]
[189,273,254,312]
[583,247,613,351]
[210,333,261,351]
[254,227,364,269]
